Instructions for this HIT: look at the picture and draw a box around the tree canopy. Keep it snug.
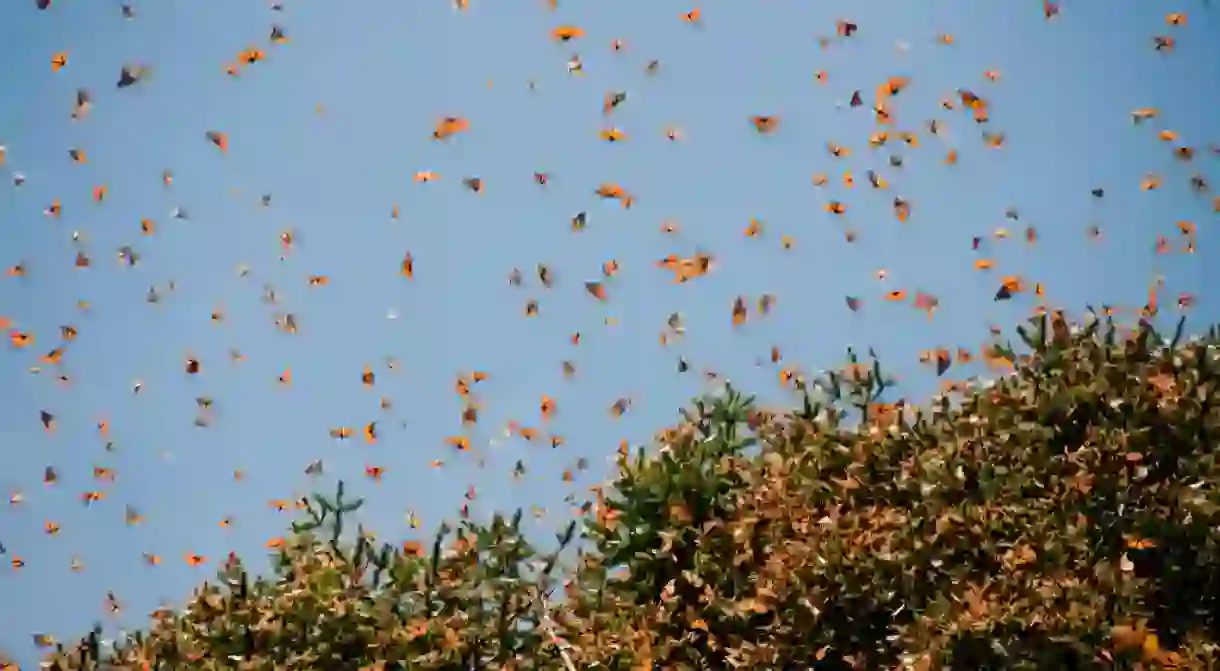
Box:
[36,313,1220,669]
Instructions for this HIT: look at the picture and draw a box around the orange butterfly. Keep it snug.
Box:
[552,25,584,41]
[206,131,228,152]
[599,128,626,143]
[595,184,633,208]
[732,297,747,326]
[240,47,265,64]
[433,117,469,140]
[750,116,779,134]
[585,281,608,301]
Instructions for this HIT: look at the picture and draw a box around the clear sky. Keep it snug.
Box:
[1,0,1216,663]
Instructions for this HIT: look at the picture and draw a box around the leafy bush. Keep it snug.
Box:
[41,313,1220,669]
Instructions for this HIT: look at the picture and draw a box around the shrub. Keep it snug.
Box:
[42,313,1220,670]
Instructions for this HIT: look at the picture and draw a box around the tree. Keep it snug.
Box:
[45,312,1220,669]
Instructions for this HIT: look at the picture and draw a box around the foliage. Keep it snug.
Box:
[41,313,1220,669]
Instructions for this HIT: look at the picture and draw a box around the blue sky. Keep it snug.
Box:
[1,0,1216,662]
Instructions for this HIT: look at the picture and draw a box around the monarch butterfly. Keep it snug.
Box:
[732,297,747,326]
[461,404,479,425]
[585,281,608,301]
[893,198,911,222]
[595,183,633,207]
[1130,108,1158,123]
[205,131,228,152]
[433,117,469,140]
[551,25,584,41]
[750,116,779,134]
[914,291,939,313]
[599,128,626,142]
[116,64,145,89]
[879,76,909,99]
[241,47,265,64]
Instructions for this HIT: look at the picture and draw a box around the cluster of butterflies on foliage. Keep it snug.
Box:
[1,0,1216,654]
